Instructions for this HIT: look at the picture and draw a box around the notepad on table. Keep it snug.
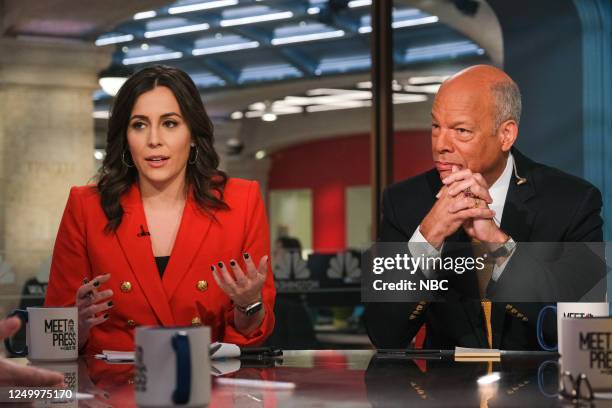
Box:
[454,347,501,362]
[96,343,242,363]
[96,350,135,362]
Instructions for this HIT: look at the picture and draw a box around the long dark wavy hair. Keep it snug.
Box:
[96,65,228,232]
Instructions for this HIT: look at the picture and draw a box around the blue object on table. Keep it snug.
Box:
[172,332,191,405]
[4,309,29,356]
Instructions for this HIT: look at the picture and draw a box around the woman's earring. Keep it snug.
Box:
[188,145,199,165]
[122,151,135,168]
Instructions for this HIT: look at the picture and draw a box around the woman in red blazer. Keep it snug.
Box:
[45,65,275,354]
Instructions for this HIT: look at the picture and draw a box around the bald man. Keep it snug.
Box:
[365,65,604,350]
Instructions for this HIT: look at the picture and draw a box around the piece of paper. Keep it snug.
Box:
[454,347,501,361]
[210,342,241,359]
[76,392,95,400]
[216,378,296,390]
[96,343,241,363]
[211,359,241,376]
[455,347,501,356]
[100,350,135,362]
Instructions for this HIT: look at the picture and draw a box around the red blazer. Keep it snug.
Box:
[45,178,275,354]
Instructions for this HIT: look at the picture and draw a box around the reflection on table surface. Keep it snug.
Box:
[10,350,612,407]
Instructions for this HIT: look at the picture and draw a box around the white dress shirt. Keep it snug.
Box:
[408,153,515,281]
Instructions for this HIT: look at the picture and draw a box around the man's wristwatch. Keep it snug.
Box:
[488,236,517,259]
[235,300,263,316]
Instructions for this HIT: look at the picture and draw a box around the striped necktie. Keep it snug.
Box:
[472,239,494,348]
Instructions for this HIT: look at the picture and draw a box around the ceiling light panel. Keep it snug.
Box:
[221,5,271,18]
[392,16,439,29]
[122,44,169,56]
[317,55,371,74]
[193,41,259,55]
[273,22,333,37]
[404,41,484,62]
[394,8,423,19]
[269,105,303,114]
[134,11,157,20]
[348,0,371,8]
[123,52,183,65]
[238,87,430,119]
[193,33,250,48]
[95,33,134,46]
[189,72,226,87]
[145,23,210,38]
[306,100,371,112]
[403,84,441,93]
[393,94,429,103]
[220,11,294,27]
[168,0,239,15]
[272,30,345,45]
[408,75,450,85]
[359,9,438,33]
[122,44,183,64]
[239,64,302,82]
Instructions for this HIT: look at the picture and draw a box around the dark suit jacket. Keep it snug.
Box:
[365,148,604,350]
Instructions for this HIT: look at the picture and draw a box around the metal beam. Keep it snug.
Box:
[230,26,316,75]
[278,48,316,75]
[200,57,239,85]
[370,0,394,240]
[149,36,239,85]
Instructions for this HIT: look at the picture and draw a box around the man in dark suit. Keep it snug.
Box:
[365,65,604,350]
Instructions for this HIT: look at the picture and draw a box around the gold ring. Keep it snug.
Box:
[472,198,479,208]
[463,186,474,198]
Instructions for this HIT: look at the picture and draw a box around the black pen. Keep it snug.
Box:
[376,349,448,355]
[209,343,222,356]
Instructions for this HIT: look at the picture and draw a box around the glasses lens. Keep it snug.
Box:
[577,374,594,401]
[560,372,576,398]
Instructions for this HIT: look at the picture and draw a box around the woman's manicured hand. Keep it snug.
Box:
[75,273,113,351]
[211,253,268,308]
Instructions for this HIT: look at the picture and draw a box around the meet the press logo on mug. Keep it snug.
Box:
[579,331,612,373]
[44,318,76,351]
[134,345,148,392]
[64,371,77,390]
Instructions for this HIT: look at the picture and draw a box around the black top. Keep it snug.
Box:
[155,256,170,277]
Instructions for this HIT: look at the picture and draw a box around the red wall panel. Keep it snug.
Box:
[268,131,433,251]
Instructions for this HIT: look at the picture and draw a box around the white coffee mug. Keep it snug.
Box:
[134,326,211,407]
[4,307,78,361]
[536,302,609,352]
[561,317,612,391]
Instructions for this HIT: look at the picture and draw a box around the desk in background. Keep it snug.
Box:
[272,250,368,349]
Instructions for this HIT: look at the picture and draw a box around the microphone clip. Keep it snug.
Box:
[137,225,151,237]
[512,159,528,185]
